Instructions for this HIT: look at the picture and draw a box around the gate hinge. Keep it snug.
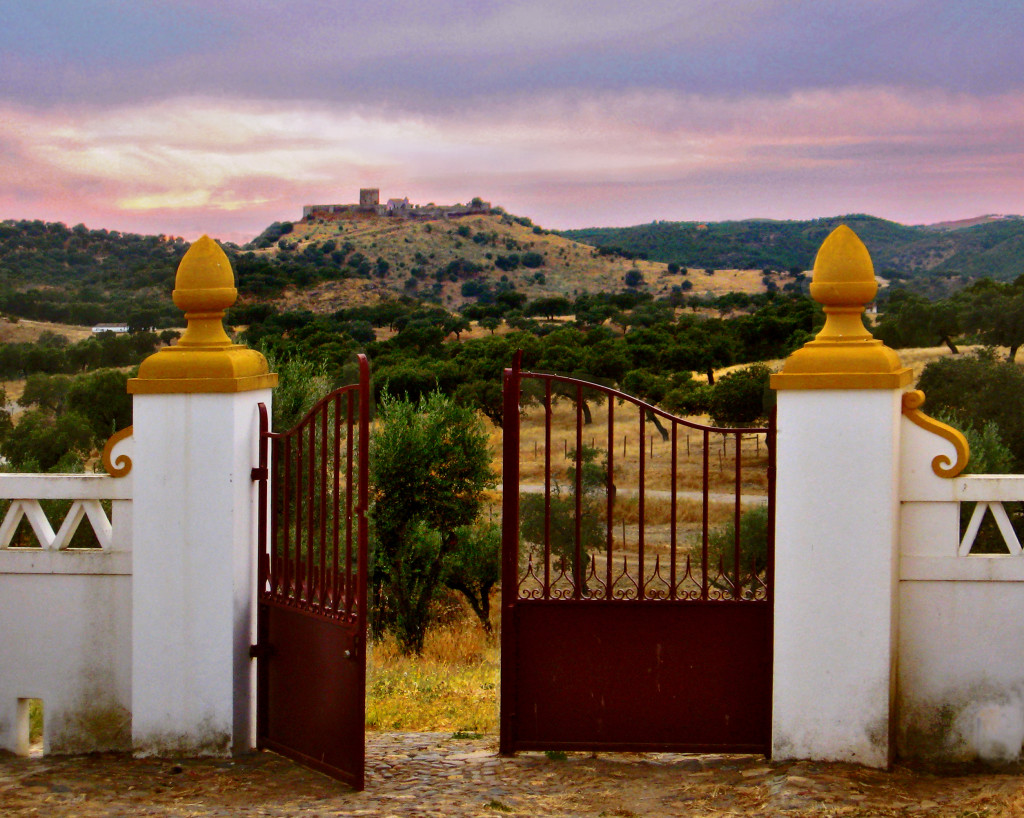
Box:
[250,467,268,481]
[249,643,274,659]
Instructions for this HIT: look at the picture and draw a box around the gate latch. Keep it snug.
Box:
[251,467,268,481]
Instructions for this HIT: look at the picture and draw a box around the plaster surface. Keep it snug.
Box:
[131,390,268,757]
[772,388,902,767]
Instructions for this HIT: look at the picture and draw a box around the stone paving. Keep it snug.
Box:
[2,731,1024,816]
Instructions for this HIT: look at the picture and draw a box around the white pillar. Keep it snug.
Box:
[770,225,911,767]
[772,389,902,766]
[128,236,276,756]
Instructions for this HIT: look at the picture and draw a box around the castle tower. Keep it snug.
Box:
[359,188,380,210]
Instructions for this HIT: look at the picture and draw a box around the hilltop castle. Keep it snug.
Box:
[302,189,491,221]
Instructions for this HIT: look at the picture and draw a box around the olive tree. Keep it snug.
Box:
[369,391,494,653]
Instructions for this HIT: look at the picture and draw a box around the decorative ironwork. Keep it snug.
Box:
[256,361,369,622]
[504,360,774,603]
[253,354,369,789]
[500,354,776,756]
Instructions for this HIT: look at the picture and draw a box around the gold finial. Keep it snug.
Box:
[128,236,278,394]
[770,225,912,390]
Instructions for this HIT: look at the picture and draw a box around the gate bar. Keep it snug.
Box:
[500,351,523,755]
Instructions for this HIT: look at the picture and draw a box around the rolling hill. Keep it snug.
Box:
[561,214,1024,281]
[1,208,1021,326]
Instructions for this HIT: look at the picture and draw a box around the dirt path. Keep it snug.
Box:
[518,483,767,505]
[2,732,1023,816]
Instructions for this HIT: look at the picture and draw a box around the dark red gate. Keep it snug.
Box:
[500,353,775,754]
[252,354,370,788]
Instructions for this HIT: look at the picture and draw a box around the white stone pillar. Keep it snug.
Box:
[128,236,276,756]
[770,225,912,767]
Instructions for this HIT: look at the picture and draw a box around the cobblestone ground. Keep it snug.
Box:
[3,732,1024,817]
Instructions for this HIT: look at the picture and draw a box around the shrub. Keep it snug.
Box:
[707,504,770,593]
[624,269,644,288]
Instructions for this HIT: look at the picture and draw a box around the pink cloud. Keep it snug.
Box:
[0,85,1021,242]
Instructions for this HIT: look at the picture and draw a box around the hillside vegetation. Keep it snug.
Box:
[241,210,774,314]
[0,212,792,324]
[2,209,1021,329]
[562,214,1024,282]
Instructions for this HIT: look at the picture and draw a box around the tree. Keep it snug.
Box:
[708,364,773,427]
[0,409,93,470]
[20,374,72,415]
[65,369,131,440]
[525,296,570,320]
[521,251,544,269]
[958,279,1024,362]
[519,445,606,585]
[0,387,13,443]
[917,349,1024,469]
[261,349,331,432]
[874,291,960,353]
[708,504,770,591]
[441,521,500,631]
[442,315,471,340]
[369,391,494,653]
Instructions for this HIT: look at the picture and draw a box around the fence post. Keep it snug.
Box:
[770,226,912,768]
[127,236,277,757]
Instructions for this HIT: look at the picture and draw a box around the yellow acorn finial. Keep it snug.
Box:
[810,224,878,316]
[770,225,912,390]
[128,236,277,394]
[171,236,237,349]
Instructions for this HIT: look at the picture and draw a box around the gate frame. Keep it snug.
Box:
[500,352,775,755]
[252,354,370,788]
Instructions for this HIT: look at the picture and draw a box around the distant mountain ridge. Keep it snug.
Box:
[561,214,1024,280]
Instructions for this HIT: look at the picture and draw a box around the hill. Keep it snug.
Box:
[239,209,779,314]
[0,219,187,327]
[2,208,1022,326]
[561,214,1024,281]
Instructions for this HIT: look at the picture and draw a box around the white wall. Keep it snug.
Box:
[0,474,132,755]
[898,418,1024,763]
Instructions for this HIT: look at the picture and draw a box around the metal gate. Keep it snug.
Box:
[252,354,370,788]
[500,353,775,754]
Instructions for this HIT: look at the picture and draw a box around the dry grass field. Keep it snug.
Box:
[367,608,499,733]
[0,319,97,402]
[0,317,93,345]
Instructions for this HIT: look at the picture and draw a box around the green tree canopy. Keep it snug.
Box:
[369,391,494,653]
[708,364,773,427]
[917,349,1024,469]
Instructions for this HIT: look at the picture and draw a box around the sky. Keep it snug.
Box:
[1,0,1023,244]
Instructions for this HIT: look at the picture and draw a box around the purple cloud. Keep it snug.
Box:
[0,2,1021,239]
